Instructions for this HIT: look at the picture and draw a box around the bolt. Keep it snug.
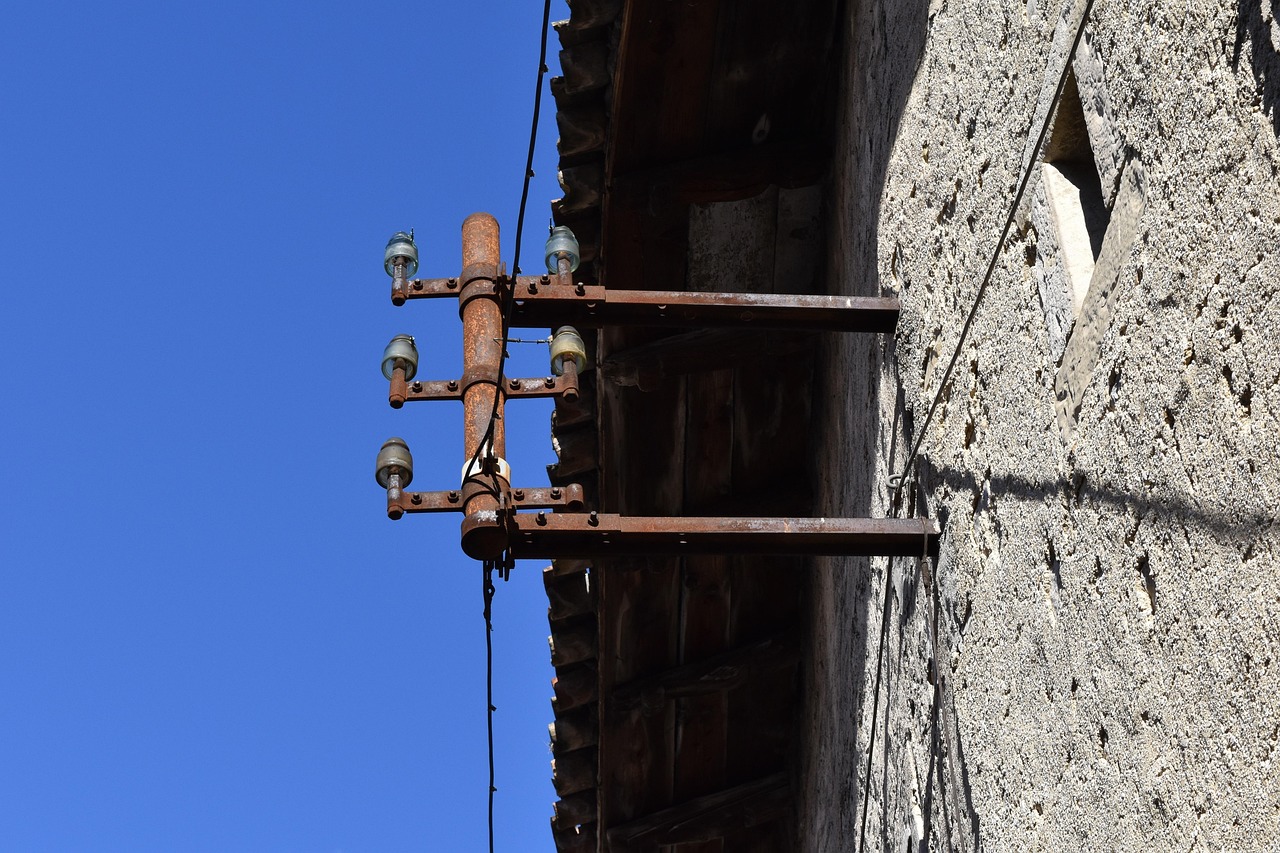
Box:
[411,493,422,505]
[550,487,561,499]
[527,282,538,294]
[446,278,458,289]
[412,281,423,290]
[540,274,550,285]
[575,283,586,296]
[447,491,460,503]
[412,381,423,392]
[536,511,548,526]
[545,376,555,388]
[513,489,525,501]
[447,380,459,391]
[510,378,520,390]
[588,510,599,527]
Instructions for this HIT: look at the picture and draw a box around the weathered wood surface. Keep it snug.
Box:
[605,772,792,848]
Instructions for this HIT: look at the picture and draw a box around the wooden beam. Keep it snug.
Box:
[550,621,599,668]
[608,630,801,715]
[550,705,599,754]
[553,747,598,797]
[605,772,792,848]
[602,328,812,389]
[611,142,828,206]
[553,791,598,829]
[552,663,598,713]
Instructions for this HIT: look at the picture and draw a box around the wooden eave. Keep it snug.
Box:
[545,1,841,850]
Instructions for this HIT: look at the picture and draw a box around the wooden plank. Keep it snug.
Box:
[550,705,599,754]
[544,565,596,623]
[553,747,598,797]
[609,630,801,714]
[605,772,792,848]
[609,0,722,174]
[550,621,598,668]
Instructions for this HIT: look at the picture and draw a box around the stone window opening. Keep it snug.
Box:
[1042,69,1112,317]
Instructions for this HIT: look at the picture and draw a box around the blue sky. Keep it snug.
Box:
[1,3,569,849]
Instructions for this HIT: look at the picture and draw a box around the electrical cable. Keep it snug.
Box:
[474,5,555,852]
[483,560,497,853]
[889,0,1094,495]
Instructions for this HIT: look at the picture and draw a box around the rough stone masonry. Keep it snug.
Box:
[801,0,1280,849]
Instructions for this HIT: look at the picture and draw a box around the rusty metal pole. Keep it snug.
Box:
[458,213,509,559]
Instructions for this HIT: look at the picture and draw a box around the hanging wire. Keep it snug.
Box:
[889,0,1095,495]
[482,560,497,853]
[474,5,555,853]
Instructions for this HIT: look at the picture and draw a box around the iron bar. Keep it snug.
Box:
[459,512,939,560]
[392,374,575,406]
[388,484,585,517]
[398,276,899,333]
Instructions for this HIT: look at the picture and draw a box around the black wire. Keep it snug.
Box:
[890,0,1095,494]
[513,0,554,278]
[476,7,555,853]
[482,560,497,853]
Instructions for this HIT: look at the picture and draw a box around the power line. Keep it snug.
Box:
[477,3,555,852]
[889,0,1095,495]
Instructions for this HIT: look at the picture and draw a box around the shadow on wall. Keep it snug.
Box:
[803,0,930,851]
[1232,0,1280,136]
[926,464,1278,540]
[842,0,933,294]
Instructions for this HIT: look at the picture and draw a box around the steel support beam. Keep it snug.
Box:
[400,277,899,334]
[459,512,939,560]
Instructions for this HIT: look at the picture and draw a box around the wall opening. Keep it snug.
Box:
[1042,70,1111,316]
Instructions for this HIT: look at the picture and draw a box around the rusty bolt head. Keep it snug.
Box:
[588,510,599,527]
[412,381,423,393]
[447,380,459,391]
[510,378,520,390]
[411,493,422,505]
[536,511,548,526]
[447,491,460,503]
[550,487,561,499]
[545,376,555,388]
[513,489,525,501]
[446,278,458,289]
[412,280,423,290]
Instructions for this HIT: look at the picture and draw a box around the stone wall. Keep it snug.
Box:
[801,0,1280,849]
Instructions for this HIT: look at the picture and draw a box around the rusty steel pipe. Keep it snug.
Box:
[458,213,509,558]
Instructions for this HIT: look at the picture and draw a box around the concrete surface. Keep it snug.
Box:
[800,0,1280,849]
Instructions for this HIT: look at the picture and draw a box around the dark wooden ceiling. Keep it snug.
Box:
[546,0,841,849]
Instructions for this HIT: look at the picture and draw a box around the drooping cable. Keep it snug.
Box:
[483,560,497,853]
[474,7,556,852]
[889,0,1095,494]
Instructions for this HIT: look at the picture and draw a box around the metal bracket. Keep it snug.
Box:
[457,508,940,561]
[389,483,586,517]
[390,373,579,407]
[399,275,899,333]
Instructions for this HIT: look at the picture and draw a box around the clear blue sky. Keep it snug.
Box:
[1,3,569,849]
